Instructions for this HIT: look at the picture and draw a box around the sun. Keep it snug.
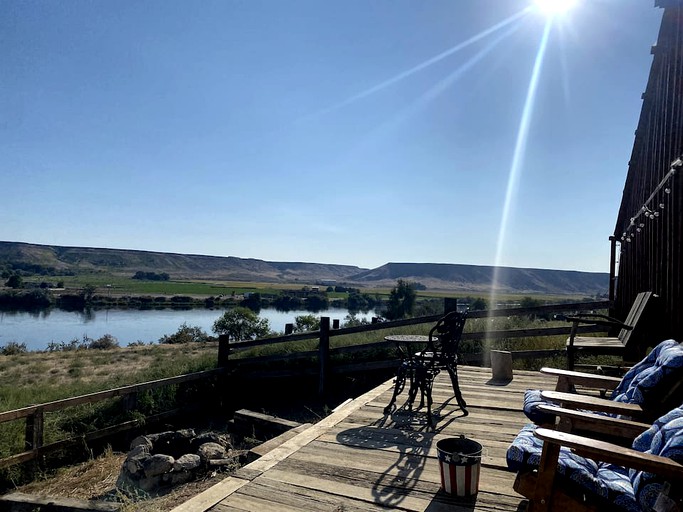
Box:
[533,0,577,15]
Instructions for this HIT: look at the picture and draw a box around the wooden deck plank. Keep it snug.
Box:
[177,366,543,512]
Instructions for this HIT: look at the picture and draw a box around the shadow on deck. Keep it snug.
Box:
[173,366,556,512]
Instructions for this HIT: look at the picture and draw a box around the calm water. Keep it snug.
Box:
[0,308,376,351]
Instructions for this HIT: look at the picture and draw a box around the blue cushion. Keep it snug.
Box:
[507,424,638,511]
[630,406,683,510]
[508,406,683,512]
[522,340,683,425]
[523,390,556,424]
[611,339,683,407]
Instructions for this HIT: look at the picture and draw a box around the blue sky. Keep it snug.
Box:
[1,1,663,272]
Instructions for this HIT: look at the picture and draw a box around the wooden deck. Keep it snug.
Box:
[173,366,556,512]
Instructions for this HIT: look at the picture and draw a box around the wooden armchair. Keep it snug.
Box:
[563,291,659,370]
[517,426,683,512]
[508,405,683,512]
[523,339,683,427]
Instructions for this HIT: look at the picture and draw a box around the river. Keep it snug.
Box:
[0,307,377,351]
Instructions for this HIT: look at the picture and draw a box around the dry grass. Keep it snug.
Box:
[14,447,238,512]
[0,342,218,394]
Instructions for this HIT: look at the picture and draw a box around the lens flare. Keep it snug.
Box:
[487,19,553,340]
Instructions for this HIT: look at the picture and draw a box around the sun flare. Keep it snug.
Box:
[533,0,577,15]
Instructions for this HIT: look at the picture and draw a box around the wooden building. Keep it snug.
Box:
[612,0,683,339]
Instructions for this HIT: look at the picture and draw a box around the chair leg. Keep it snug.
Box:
[422,372,435,428]
[407,368,420,409]
[384,365,407,414]
[447,365,468,415]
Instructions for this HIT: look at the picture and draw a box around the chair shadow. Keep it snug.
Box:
[335,397,468,508]
[382,395,468,433]
[336,406,432,508]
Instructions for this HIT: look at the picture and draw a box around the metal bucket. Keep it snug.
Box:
[436,435,482,497]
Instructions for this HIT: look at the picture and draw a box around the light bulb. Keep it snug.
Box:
[665,187,671,194]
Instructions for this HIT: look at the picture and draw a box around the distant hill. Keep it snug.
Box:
[0,242,608,296]
[346,262,608,296]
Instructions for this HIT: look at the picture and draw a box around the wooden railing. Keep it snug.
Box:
[0,299,609,470]
[219,300,612,394]
[0,368,226,470]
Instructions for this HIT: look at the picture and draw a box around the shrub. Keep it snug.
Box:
[159,323,211,344]
[213,307,271,342]
[0,342,28,355]
[88,334,119,350]
[293,315,320,333]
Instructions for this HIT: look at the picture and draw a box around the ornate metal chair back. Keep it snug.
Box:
[427,311,467,365]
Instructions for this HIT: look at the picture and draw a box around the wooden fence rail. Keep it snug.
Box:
[220,300,611,376]
[0,368,226,470]
[0,299,610,470]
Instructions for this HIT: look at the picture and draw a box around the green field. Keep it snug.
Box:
[23,273,592,307]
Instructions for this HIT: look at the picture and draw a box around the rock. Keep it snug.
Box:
[148,430,195,458]
[174,453,201,471]
[138,475,163,492]
[163,470,195,486]
[197,442,226,462]
[130,435,153,452]
[191,432,231,451]
[124,446,151,477]
[142,454,175,477]
[128,444,150,458]
[125,456,146,476]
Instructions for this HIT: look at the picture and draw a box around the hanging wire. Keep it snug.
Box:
[620,156,682,243]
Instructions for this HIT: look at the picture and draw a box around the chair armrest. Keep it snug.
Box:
[537,405,649,439]
[540,367,621,392]
[534,428,683,480]
[540,390,644,418]
[557,313,632,330]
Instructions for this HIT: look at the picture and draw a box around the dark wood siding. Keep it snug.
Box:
[613,2,683,339]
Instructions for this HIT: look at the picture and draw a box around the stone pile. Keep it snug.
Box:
[117,429,246,493]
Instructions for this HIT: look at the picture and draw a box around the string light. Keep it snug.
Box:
[619,156,681,253]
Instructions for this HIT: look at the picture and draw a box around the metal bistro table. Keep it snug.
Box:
[383,334,431,417]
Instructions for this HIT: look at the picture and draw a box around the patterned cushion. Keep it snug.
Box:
[630,406,683,511]
[508,406,683,512]
[523,389,556,424]
[506,424,638,511]
[522,340,683,425]
[611,339,683,408]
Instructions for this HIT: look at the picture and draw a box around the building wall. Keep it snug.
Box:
[613,1,683,339]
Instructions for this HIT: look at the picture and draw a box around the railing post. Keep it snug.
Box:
[25,407,44,451]
[318,317,330,397]
[332,319,340,329]
[609,235,617,307]
[123,392,139,413]
[444,297,458,314]
[285,323,294,335]
[218,334,230,368]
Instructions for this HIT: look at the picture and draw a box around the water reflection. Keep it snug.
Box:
[0,307,375,351]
